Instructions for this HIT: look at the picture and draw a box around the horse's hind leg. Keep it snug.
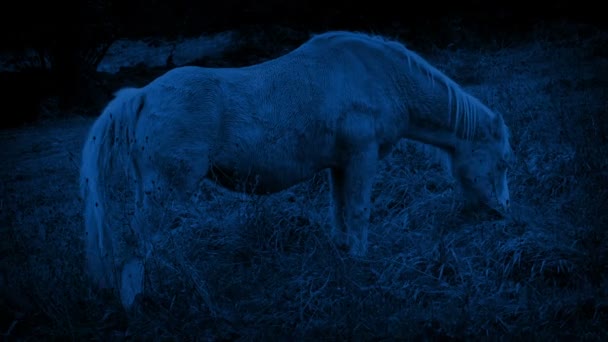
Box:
[329,144,378,256]
[119,151,209,309]
[118,156,174,310]
[109,157,150,310]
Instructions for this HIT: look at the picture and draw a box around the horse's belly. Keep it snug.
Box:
[206,163,317,195]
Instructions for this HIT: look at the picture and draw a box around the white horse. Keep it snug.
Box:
[80,31,514,309]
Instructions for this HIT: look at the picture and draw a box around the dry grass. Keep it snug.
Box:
[1,27,607,340]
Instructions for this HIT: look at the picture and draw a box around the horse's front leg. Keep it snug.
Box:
[329,143,378,256]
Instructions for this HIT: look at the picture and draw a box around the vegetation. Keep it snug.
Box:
[1,25,606,340]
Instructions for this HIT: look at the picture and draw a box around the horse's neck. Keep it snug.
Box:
[400,82,463,153]
[404,125,459,153]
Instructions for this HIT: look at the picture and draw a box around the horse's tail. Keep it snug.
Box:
[80,88,145,289]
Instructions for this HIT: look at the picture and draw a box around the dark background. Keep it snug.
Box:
[2,1,602,42]
[1,1,603,45]
[0,0,604,127]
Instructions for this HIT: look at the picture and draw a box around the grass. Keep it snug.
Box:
[1,26,607,340]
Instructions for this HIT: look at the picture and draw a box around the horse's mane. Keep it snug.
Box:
[311,31,499,142]
[310,31,512,175]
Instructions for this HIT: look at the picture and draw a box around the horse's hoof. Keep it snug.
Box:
[120,259,144,310]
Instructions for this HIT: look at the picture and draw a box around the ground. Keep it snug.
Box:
[1,26,607,340]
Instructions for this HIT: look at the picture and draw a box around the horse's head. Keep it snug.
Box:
[451,114,514,214]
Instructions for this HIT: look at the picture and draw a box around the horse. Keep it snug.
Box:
[80,30,514,309]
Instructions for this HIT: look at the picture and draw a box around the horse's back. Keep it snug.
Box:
[139,31,400,100]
